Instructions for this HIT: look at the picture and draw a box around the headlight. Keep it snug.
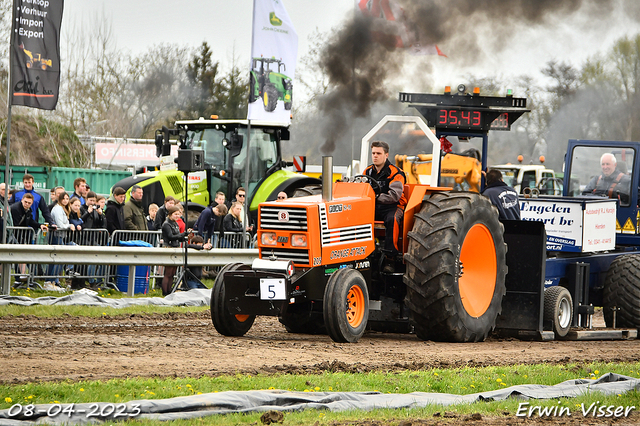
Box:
[291,233,307,247]
[261,232,277,246]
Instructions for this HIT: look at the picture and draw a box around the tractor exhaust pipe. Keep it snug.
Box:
[322,156,333,202]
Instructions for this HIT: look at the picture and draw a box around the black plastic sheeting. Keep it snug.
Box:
[0,373,638,425]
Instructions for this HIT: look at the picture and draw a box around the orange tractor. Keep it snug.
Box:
[211,106,531,342]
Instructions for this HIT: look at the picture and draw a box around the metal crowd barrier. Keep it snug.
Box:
[109,230,163,288]
[6,226,37,286]
[211,231,257,249]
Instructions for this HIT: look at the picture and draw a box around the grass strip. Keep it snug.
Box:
[1,362,638,425]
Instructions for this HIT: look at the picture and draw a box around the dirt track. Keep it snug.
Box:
[2,311,639,385]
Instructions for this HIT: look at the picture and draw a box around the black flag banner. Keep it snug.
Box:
[10,0,64,110]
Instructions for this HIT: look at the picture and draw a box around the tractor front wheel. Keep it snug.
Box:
[323,268,369,343]
[210,263,256,336]
[404,192,507,342]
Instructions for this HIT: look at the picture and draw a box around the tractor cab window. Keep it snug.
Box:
[567,146,635,206]
[232,128,279,197]
[499,169,518,188]
[521,171,536,193]
[184,128,228,171]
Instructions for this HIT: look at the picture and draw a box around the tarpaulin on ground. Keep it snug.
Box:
[0,373,638,424]
[0,288,210,308]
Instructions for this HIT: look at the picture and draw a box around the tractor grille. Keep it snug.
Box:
[259,247,310,265]
[260,206,308,231]
[318,204,372,246]
[166,175,183,196]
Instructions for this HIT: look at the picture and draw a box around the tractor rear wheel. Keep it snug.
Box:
[210,263,256,336]
[543,286,573,337]
[323,268,369,343]
[291,184,322,197]
[263,84,279,112]
[603,254,640,329]
[404,192,507,342]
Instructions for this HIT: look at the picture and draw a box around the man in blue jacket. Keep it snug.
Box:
[482,169,521,220]
[10,174,55,226]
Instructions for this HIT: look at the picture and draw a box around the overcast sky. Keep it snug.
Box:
[63,1,640,94]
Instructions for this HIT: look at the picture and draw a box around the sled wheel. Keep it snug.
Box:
[544,286,573,337]
[404,192,507,342]
[279,301,326,334]
[210,262,255,336]
[323,268,369,343]
[603,254,640,329]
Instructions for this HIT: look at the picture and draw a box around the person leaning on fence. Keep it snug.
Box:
[10,193,48,235]
[81,191,105,229]
[123,184,148,231]
[68,197,84,231]
[10,173,55,226]
[160,205,191,296]
[154,196,177,230]
[194,202,227,246]
[222,201,251,248]
[106,187,126,235]
[51,192,76,231]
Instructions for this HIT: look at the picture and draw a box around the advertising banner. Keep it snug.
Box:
[247,0,297,124]
[10,0,64,110]
[95,143,178,167]
[520,198,616,253]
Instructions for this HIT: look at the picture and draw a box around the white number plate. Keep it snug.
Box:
[260,278,286,300]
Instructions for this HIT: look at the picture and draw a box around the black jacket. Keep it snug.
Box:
[162,219,187,248]
[10,203,41,231]
[81,205,106,229]
[105,197,125,234]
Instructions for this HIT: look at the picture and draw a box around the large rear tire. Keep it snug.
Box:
[263,84,279,112]
[603,254,640,329]
[291,184,322,197]
[323,268,369,343]
[404,192,507,342]
[543,286,573,337]
[210,263,256,336]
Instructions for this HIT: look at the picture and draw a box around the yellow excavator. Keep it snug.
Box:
[395,150,482,192]
[19,43,52,70]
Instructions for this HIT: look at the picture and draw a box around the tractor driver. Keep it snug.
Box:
[364,141,407,261]
[582,153,630,201]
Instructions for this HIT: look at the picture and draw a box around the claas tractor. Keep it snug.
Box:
[249,57,293,112]
[211,116,511,343]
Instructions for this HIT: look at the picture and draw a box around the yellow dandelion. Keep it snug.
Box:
[186,384,192,388]
[5,397,12,404]
[496,378,502,383]
[434,372,439,376]
[102,312,106,315]
[197,392,202,395]
[79,388,85,392]
[594,370,599,375]
[268,387,275,390]
[470,385,475,388]
[328,387,333,391]
[115,394,120,398]
[27,395,33,399]
[524,375,528,379]
[315,387,320,391]
[304,389,310,392]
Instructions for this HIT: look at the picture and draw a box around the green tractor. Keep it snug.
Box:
[250,57,293,112]
[112,119,319,225]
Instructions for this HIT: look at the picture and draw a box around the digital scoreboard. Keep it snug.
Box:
[399,90,529,133]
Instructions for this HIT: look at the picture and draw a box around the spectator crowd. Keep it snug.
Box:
[1,173,258,248]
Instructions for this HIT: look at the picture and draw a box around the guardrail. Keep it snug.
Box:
[0,245,258,297]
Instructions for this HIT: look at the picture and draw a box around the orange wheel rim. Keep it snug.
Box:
[459,223,497,318]
[235,314,250,322]
[346,285,365,327]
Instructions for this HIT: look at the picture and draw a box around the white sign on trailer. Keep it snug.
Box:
[520,198,616,253]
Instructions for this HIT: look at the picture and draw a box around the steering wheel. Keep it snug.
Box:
[537,177,564,195]
[353,175,381,197]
